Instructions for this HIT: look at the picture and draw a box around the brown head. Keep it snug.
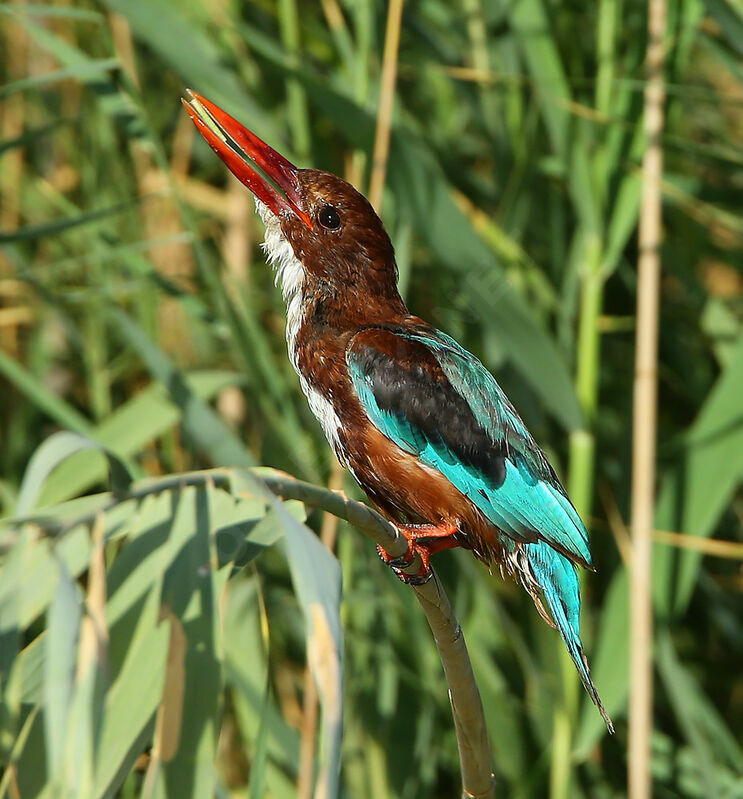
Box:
[183,91,406,322]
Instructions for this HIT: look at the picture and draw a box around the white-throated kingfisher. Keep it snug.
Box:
[184,90,613,731]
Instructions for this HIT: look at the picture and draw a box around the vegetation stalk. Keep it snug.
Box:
[629,0,667,796]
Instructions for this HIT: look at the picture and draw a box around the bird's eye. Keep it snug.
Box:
[318,205,341,230]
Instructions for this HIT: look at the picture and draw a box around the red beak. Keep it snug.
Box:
[182,90,312,228]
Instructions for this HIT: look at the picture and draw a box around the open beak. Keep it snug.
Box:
[182,90,312,228]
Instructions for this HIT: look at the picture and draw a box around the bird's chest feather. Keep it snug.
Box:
[290,321,357,464]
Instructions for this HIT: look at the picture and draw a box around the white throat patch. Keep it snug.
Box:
[255,198,305,363]
[254,198,342,456]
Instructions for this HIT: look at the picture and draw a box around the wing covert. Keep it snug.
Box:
[346,326,592,567]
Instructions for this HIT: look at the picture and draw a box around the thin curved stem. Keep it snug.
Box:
[413,574,495,798]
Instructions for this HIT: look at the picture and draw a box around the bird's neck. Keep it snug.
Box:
[307,280,407,330]
[287,280,408,363]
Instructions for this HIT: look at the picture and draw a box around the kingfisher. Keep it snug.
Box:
[184,90,613,731]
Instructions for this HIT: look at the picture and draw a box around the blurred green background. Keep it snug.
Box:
[2,0,743,797]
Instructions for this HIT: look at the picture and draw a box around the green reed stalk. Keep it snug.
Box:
[550,234,605,799]
[278,0,311,160]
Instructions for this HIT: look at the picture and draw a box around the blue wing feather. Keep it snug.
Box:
[347,328,592,566]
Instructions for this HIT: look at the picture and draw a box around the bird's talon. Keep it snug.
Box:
[388,563,432,586]
[405,568,433,586]
[377,543,434,585]
[376,542,415,569]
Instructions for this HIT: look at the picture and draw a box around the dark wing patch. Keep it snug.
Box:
[350,330,507,486]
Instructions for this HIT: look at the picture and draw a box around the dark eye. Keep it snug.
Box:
[318,205,341,230]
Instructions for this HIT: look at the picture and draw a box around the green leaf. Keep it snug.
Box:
[602,173,642,275]
[158,487,221,797]
[15,634,46,705]
[0,58,120,101]
[224,577,299,794]
[43,562,82,786]
[0,4,104,22]
[656,633,724,797]
[0,524,93,631]
[0,706,46,798]
[15,431,134,517]
[94,554,168,799]
[227,468,342,794]
[0,349,93,435]
[654,332,743,614]
[63,650,105,799]
[703,0,743,56]
[279,506,343,799]
[247,677,271,799]
[506,0,572,160]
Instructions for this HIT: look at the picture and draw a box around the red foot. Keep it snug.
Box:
[377,522,460,585]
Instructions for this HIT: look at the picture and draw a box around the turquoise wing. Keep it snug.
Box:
[346,326,592,568]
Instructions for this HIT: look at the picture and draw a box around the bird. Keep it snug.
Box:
[183,90,613,732]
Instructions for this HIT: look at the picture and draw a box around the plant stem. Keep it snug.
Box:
[278,0,311,161]
[595,0,618,115]
[569,234,605,514]
[415,575,495,799]
[629,0,666,796]
[368,0,404,213]
[555,238,604,799]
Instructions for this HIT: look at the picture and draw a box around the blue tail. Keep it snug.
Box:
[526,541,614,732]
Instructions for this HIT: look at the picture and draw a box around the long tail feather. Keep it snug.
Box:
[524,541,614,733]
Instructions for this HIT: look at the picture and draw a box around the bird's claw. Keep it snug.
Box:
[404,567,433,586]
[376,543,433,585]
[377,542,415,569]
